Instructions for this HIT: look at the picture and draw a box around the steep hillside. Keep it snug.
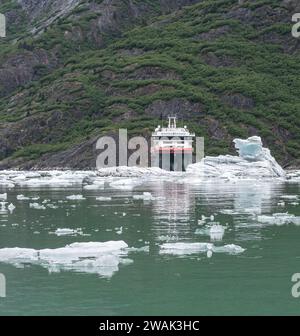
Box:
[0,0,299,169]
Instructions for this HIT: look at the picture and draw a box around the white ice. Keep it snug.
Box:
[159,242,245,256]
[0,241,130,278]
[54,228,83,236]
[66,195,86,200]
[29,203,46,210]
[133,192,155,201]
[187,136,286,179]
[256,213,300,226]
[96,196,112,201]
[17,194,40,201]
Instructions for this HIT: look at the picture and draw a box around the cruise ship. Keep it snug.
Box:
[151,116,195,171]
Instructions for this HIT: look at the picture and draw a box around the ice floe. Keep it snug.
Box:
[0,241,131,278]
[133,192,155,201]
[96,166,170,178]
[54,228,83,236]
[133,192,164,201]
[280,195,298,200]
[29,203,46,210]
[160,242,245,256]
[96,196,112,201]
[66,195,86,200]
[17,194,40,201]
[256,213,300,226]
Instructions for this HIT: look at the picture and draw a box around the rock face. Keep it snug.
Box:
[17,0,81,26]
[145,98,203,119]
[0,50,57,97]
[0,0,299,169]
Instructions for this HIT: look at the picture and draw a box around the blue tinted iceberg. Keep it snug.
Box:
[233,136,264,161]
[187,136,285,179]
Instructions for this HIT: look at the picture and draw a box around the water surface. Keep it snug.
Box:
[0,176,299,315]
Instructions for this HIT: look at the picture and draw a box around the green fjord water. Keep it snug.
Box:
[0,179,299,316]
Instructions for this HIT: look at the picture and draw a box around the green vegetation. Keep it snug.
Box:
[0,0,299,165]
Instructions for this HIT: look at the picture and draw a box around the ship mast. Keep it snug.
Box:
[168,116,177,129]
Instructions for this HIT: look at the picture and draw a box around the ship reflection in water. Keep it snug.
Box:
[145,178,286,243]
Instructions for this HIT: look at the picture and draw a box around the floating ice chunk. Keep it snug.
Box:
[29,203,46,210]
[47,204,59,209]
[0,241,130,278]
[256,213,300,226]
[66,195,86,200]
[7,203,16,214]
[280,195,298,200]
[97,166,169,178]
[160,242,244,255]
[133,192,160,201]
[187,136,285,179]
[0,247,37,262]
[96,196,112,201]
[17,194,40,201]
[0,193,7,200]
[54,228,83,236]
[128,246,150,253]
[160,242,212,255]
[213,244,245,254]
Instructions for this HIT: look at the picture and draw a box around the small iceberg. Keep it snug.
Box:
[54,228,83,236]
[29,203,46,210]
[96,196,112,201]
[160,242,245,256]
[133,192,155,201]
[17,194,40,201]
[66,195,86,200]
[187,136,285,179]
